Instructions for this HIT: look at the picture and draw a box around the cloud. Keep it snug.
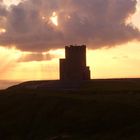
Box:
[18,52,56,62]
[0,1,7,16]
[0,0,140,52]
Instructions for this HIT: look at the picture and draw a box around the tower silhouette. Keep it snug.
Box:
[60,45,90,81]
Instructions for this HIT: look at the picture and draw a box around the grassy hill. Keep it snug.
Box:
[0,79,140,139]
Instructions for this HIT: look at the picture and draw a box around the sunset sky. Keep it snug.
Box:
[0,0,140,83]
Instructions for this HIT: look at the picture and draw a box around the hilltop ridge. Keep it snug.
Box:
[7,78,140,93]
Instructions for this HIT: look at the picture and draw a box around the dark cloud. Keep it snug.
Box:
[0,0,140,52]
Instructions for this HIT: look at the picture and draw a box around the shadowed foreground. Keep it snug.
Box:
[0,79,140,139]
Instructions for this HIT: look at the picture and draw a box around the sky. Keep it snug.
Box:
[0,0,140,85]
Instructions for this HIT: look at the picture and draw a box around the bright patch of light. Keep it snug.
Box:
[41,16,48,24]
[0,46,25,62]
[67,15,71,19]
[131,0,140,29]
[50,12,58,26]
[0,28,6,34]
[3,0,21,7]
[12,49,23,60]
[5,47,23,60]
[42,16,46,20]
[48,49,64,58]
[42,52,47,56]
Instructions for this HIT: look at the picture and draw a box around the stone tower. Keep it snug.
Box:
[60,45,90,81]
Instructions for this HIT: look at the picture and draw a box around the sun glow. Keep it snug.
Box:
[50,12,58,26]
[0,47,23,60]
[48,49,64,58]
[0,28,6,34]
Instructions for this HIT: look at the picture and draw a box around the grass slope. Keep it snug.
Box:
[0,79,140,139]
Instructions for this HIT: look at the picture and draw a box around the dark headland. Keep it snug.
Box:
[1,45,140,139]
[6,78,140,93]
[1,78,140,140]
